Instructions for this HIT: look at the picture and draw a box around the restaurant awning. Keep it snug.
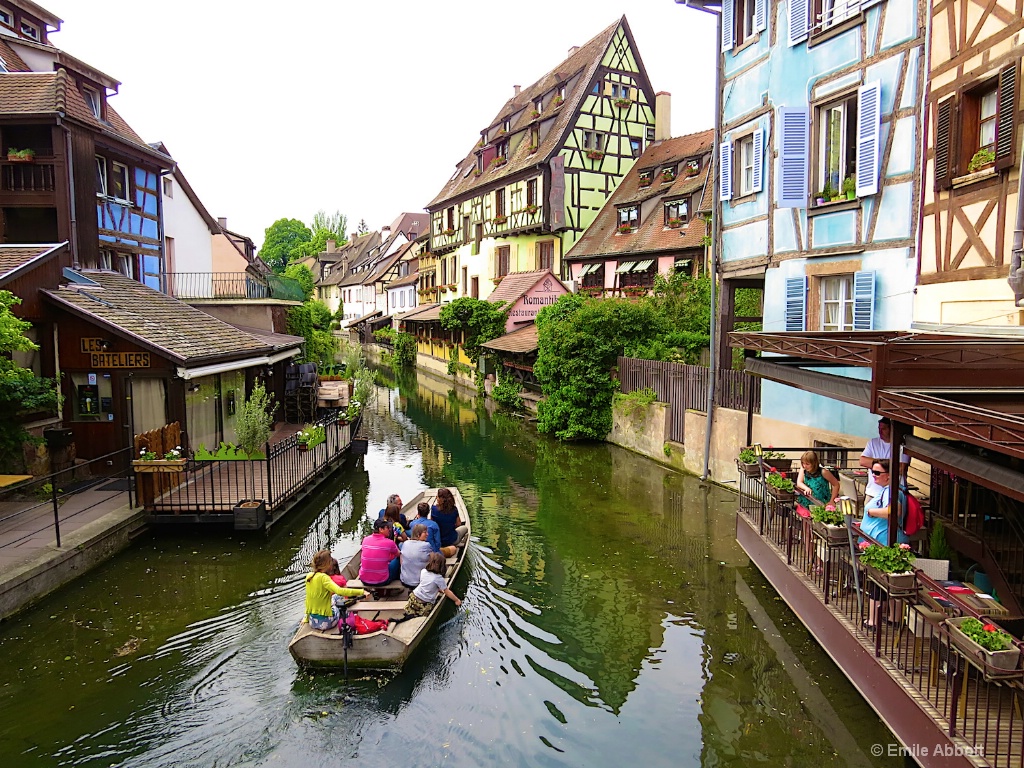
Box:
[632,259,654,272]
[904,434,1024,504]
[578,263,600,276]
[615,261,635,273]
[744,357,871,408]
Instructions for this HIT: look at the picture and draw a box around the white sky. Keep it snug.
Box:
[47,0,717,248]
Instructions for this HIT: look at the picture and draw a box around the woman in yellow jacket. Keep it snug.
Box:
[304,549,367,631]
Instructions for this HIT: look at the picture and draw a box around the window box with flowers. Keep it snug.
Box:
[857,541,916,594]
[6,148,36,163]
[666,217,684,229]
[638,177,653,188]
[442,228,456,237]
[490,156,508,170]
[586,149,605,161]
[617,224,634,235]
[623,285,647,298]
[530,109,540,119]
[552,95,564,108]
[684,160,700,177]
[945,616,1021,674]
[764,469,796,501]
[493,214,508,225]
[613,98,633,109]
[133,446,186,473]
[492,276,504,285]
[525,203,539,215]
[810,504,847,543]
[526,144,538,155]
[447,283,457,292]
[661,169,676,183]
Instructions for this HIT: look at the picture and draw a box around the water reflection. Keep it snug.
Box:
[0,367,900,767]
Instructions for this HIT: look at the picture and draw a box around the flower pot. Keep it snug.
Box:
[766,485,796,502]
[132,459,187,473]
[862,564,916,595]
[762,458,793,473]
[816,197,826,206]
[233,499,267,531]
[945,617,1021,674]
[812,520,848,544]
[845,191,855,200]
[737,460,761,478]
[7,154,34,163]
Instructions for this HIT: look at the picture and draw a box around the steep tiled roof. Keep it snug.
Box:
[0,243,65,283]
[566,131,715,261]
[387,270,419,289]
[481,324,539,354]
[42,271,272,363]
[0,38,30,71]
[227,324,304,351]
[319,232,381,286]
[401,303,441,322]
[387,212,429,241]
[487,270,559,305]
[428,18,625,209]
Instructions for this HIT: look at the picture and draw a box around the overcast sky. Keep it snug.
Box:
[49,0,717,248]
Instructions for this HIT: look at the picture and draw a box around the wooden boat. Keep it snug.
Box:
[288,486,470,670]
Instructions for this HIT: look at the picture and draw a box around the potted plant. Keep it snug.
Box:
[858,541,916,593]
[586,149,605,161]
[661,169,676,183]
[638,177,653,188]
[737,447,762,477]
[617,223,633,234]
[296,428,310,452]
[490,156,508,169]
[818,182,835,206]
[525,203,539,214]
[968,148,996,173]
[552,95,564,108]
[842,177,856,200]
[447,283,457,291]
[760,447,792,473]
[810,503,847,543]
[764,469,796,501]
[133,445,186,472]
[530,109,540,119]
[945,616,1021,673]
[526,144,538,154]
[233,498,266,530]
[492,276,503,285]
[493,214,508,225]
[613,97,632,109]
[442,228,456,237]
[232,381,276,523]
[6,148,35,163]
[666,217,684,229]
[684,160,700,177]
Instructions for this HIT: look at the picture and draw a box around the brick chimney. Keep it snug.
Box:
[326,239,336,252]
[217,216,228,230]
[350,232,358,242]
[568,46,580,57]
[655,91,672,142]
[513,84,521,97]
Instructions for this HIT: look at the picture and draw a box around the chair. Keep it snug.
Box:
[839,473,863,514]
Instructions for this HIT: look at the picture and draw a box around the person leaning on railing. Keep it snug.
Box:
[859,417,909,506]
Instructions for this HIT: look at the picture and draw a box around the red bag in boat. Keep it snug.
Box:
[351,614,388,634]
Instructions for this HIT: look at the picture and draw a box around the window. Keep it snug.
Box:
[646,126,656,141]
[95,155,107,196]
[722,0,766,52]
[0,56,6,73]
[638,169,653,186]
[738,0,757,41]
[583,131,605,151]
[537,241,554,271]
[816,93,857,198]
[20,19,38,40]
[497,139,508,159]
[497,245,510,277]
[813,0,860,31]
[665,199,689,225]
[495,188,505,218]
[977,85,998,154]
[82,87,101,119]
[534,98,543,114]
[111,162,130,202]
[557,86,566,101]
[526,178,537,207]
[462,266,468,294]
[99,249,113,271]
[821,274,854,331]
[630,137,643,158]
[502,119,511,134]
[528,126,539,150]
[162,177,173,198]
[661,164,676,182]
[738,134,757,196]
[0,7,12,27]
[446,206,455,230]
[618,205,639,231]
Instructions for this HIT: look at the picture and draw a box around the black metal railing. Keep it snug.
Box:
[166,272,306,302]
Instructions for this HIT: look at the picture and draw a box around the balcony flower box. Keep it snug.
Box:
[490,156,508,169]
[766,485,796,502]
[132,459,187,473]
[6,149,35,163]
[737,459,762,478]
[613,98,633,109]
[862,565,916,594]
[530,109,540,119]
[945,616,1021,674]
[617,224,634,234]
[442,228,456,237]
[762,457,793,473]
[552,95,564,108]
[661,170,676,183]
[812,520,848,544]
[638,178,653,188]
[493,214,508,225]
[525,204,539,215]
[858,541,917,595]
[586,149,605,161]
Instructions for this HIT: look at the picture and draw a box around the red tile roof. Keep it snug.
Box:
[0,243,65,283]
[0,38,30,71]
[565,131,715,261]
[481,324,539,354]
[487,270,562,305]
[387,270,419,289]
[428,18,629,209]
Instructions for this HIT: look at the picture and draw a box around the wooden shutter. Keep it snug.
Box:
[719,140,733,201]
[995,63,1019,172]
[722,0,735,52]
[778,107,808,207]
[789,0,809,46]
[755,0,767,32]
[934,96,956,190]
[855,81,882,197]
[785,276,807,331]
[852,270,875,330]
[752,128,764,193]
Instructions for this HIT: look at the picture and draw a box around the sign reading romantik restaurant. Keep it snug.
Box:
[506,276,567,331]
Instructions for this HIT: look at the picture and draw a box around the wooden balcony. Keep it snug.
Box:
[0,159,58,204]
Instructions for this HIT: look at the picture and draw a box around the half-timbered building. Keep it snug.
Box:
[425,17,657,299]
[918,0,1022,327]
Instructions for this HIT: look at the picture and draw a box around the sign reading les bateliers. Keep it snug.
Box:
[81,337,150,368]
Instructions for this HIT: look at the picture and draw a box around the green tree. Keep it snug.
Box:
[312,210,347,240]
[0,291,57,469]
[535,294,663,440]
[283,263,315,302]
[258,218,311,273]
[287,300,337,365]
[439,297,507,359]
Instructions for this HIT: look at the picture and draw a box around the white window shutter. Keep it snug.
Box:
[853,270,875,330]
[778,107,808,207]
[755,0,768,32]
[752,128,764,193]
[722,0,735,52]
[856,81,882,197]
[719,140,733,201]
[785,276,807,331]
[788,0,809,46]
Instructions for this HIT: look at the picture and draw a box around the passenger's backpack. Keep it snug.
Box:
[900,487,925,536]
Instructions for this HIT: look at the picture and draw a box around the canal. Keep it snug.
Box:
[0,369,902,766]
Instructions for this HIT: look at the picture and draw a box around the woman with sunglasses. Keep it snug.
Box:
[859,459,909,547]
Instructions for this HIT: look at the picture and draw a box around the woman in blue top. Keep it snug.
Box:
[430,488,467,549]
[859,459,909,628]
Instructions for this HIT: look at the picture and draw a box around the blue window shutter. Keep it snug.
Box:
[785,276,807,331]
[755,0,768,32]
[719,140,733,201]
[856,81,882,197]
[722,0,735,52]
[778,108,808,207]
[752,128,764,193]
[788,0,809,46]
[853,270,875,330]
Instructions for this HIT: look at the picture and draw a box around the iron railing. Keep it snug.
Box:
[738,469,1024,767]
[166,272,306,302]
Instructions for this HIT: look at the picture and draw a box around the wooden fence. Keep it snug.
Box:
[617,357,761,443]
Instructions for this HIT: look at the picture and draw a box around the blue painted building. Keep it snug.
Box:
[697,0,926,438]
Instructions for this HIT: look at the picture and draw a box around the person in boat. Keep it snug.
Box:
[430,488,468,550]
[400,524,433,591]
[304,549,367,632]
[383,503,408,545]
[359,518,401,585]
[407,501,444,555]
[376,493,409,530]
[403,551,462,618]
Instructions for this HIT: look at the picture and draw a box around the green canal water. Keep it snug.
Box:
[0,370,903,767]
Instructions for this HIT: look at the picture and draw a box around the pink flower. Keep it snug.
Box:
[899,543,911,550]
[825,504,836,512]
[780,472,787,479]
[983,624,997,632]
[858,541,869,550]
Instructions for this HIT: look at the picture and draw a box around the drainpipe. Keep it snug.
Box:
[61,122,78,268]
[1007,151,1024,303]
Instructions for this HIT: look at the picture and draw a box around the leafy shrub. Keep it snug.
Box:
[392,332,417,367]
[439,297,507,359]
[613,387,657,421]
[236,381,276,456]
[492,377,524,411]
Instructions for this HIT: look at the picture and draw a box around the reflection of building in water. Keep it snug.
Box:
[290,491,356,573]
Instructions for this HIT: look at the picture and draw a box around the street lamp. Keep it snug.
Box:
[836,495,863,612]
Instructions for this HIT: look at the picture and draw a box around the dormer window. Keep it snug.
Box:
[0,7,12,28]
[661,165,676,183]
[19,19,38,40]
[497,139,508,159]
[82,87,102,119]
[665,198,689,226]
[0,55,7,74]
[502,119,511,134]
[638,169,653,188]
[534,98,543,114]
[617,205,639,233]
